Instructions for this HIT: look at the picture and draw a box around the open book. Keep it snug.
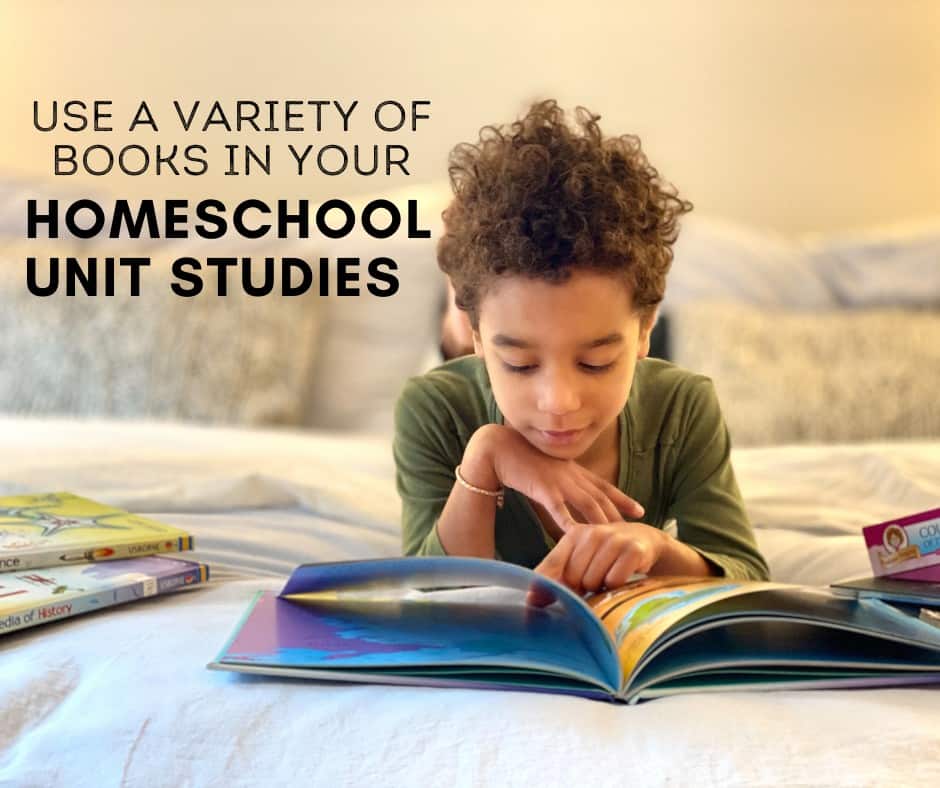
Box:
[209,557,940,704]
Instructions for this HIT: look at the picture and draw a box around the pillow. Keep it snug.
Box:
[303,182,452,433]
[0,240,322,426]
[802,216,940,307]
[664,214,835,312]
[670,302,940,446]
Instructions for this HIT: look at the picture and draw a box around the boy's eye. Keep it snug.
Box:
[579,361,615,373]
[501,360,615,374]
[502,362,537,374]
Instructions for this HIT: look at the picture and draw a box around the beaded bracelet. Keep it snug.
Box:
[454,464,505,509]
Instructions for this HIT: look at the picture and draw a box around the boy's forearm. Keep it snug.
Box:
[650,532,719,577]
[434,425,503,558]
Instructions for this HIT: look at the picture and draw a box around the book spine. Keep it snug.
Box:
[0,536,194,574]
[0,562,209,635]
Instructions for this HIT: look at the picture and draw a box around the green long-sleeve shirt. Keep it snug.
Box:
[393,355,769,582]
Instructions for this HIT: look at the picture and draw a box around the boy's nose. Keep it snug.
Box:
[536,372,581,415]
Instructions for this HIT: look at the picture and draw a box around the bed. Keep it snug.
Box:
[2,182,939,786]
[1,418,939,787]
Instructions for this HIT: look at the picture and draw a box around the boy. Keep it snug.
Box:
[394,100,769,594]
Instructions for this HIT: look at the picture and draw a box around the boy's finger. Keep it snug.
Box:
[569,486,608,525]
[525,585,557,608]
[547,499,578,532]
[571,477,621,523]
[598,481,644,519]
[603,553,641,591]
[533,530,578,582]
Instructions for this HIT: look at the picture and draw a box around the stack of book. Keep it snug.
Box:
[1,492,209,636]
[831,507,940,622]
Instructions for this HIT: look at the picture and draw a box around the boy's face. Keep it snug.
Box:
[473,270,654,464]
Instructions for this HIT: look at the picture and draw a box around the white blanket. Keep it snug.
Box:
[1,418,939,787]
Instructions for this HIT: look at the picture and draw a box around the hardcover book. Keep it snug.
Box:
[0,555,210,635]
[0,492,193,573]
[831,574,940,607]
[209,557,940,704]
[862,507,940,581]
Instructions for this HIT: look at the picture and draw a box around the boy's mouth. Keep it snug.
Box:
[536,428,586,446]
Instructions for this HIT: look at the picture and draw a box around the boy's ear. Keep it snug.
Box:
[636,308,657,360]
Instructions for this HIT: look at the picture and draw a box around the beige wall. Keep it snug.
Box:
[1,0,938,236]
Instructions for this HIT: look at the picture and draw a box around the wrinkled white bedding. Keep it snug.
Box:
[1,417,938,787]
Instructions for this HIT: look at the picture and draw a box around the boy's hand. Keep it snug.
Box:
[532,521,668,595]
[466,424,644,529]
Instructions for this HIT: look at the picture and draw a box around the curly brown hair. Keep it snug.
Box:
[438,100,692,328]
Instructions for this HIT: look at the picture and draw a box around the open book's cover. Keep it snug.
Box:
[0,492,193,573]
[209,558,940,703]
[0,555,209,635]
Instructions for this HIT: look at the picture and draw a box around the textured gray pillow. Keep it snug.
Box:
[0,245,322,426]
[671,302,940,446]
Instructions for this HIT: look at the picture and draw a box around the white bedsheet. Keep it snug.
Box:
[1,418,938,787]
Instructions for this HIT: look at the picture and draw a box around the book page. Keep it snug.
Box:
[273,557,622,692]
[586,576,758,680]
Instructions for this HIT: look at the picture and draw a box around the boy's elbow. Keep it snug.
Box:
[402,522,450,558]
[739,555,771,583]
[715,553,771,583]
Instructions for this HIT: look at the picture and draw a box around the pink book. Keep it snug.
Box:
[863,508,940,581]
